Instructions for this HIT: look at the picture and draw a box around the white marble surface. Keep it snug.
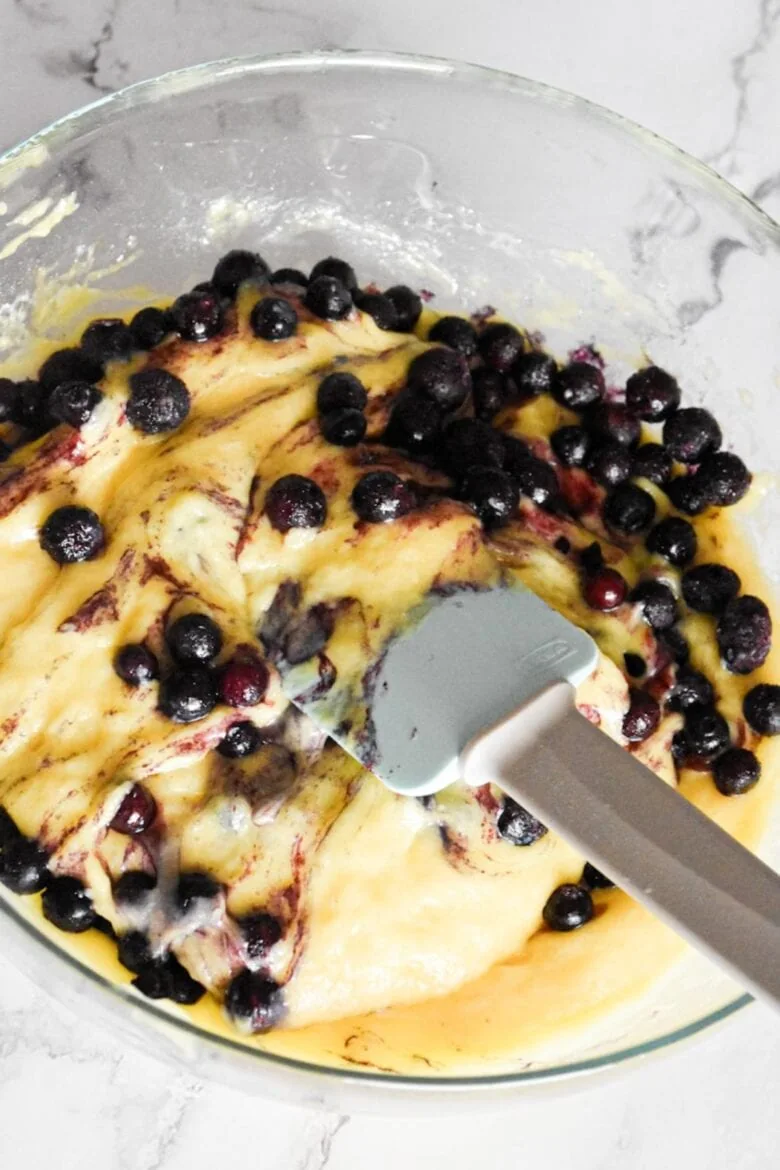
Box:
[2,1,780,1165]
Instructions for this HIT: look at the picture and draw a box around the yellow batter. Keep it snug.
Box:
[0,278,777,1077]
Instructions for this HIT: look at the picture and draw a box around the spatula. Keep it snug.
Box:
[282,582,780,1012]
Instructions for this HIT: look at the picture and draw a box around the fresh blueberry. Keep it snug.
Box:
[631,443,673,486]
[217,721,266,758]
[166,613,223,665]
[0,836,49,894]
[250,296,298,341]
[586,403,641,448]
[717,596,772,674]
[684,705,730,759]
[478,323,525,372]
[460,467,519,529]
[512,352,557,398]
[212,249,270,297]
[622,688,661,741]
[176,871,221,914]
[625,366,681,420]
[320,407,367,447]
[585,441,632,487]
[511,454,561,510]
[582,863,615,889]
[543,884,593,931]
[552,362,605,411]
[666,473,710,516]
[239,912,283,959]
[309,257,358,291]
[439,418,505,475]
[39,348,103,393]
[158,668,219,723]
[110,784,157,835]
[681,564,740,614]
[220,658,269,707]
[384,286,422,331]
[271,267,308,288]
[471,368,511,420]
[129,306,173,350]
[406,347,471,412]
[743,684,780,736]
[170,288,224,342]
[551,425,593,468]
[225,969,285,1032]
[646,516,697,566]
[696,451,752,507]
[266,474,327,532]
[662,407,722,464]
[316,372,367,414]
[667,665,715,712]
[384,393,442,453]
[712,748,761,796]
[114,870,156,907]
[80,318,134,363]
[304,276,353,321]
[428,316,478,356]
[353,291,398,330]
[126,368,190,434]
[630,580,678,631]
[352,471,416,524]
[284,604,334,665]
[623,652,646,678]
[48,380,103,427]
[114,643,159,686]
[39,506,105,564]
[42,876,96,933]
[496,796,548,846]
[602,483,656,534]
[583,567,628,611]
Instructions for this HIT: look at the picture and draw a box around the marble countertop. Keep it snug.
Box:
[2,1,780,1166]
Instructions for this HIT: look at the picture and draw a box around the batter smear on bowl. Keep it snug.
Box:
[0,250,777,1075]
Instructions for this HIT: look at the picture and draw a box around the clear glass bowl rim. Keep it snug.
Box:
[0,47,770,1094]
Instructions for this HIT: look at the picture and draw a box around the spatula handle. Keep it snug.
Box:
[461,680,780,1013]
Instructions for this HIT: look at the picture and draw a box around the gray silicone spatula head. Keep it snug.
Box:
[281,583,598,796]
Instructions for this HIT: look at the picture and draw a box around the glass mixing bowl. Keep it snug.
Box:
[0,50,778,1110]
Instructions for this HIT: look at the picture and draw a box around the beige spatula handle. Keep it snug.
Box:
[461,679,780,1013]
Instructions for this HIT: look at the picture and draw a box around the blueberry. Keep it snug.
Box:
[284,604,334,665]
[42,876,96,933]
[129,306,173,350]
[39,348,103,393]
[696,451,752,507]
[623,652,646,678]
[126,368,190,434]
[114,643,159,686]
[460,467,519,529]
[250,297,298,341]
[512,352,557,398]
[170,288,224,342]
[265,474,327,532]
[176,871,221,914]
[80,318,134,363]
[496,796,547,846]
[471,368,511,421]
[712,748,761,796]
[681,564,740,614]
[217,721,265,758]
[646,516,697,566]
[582,863,614,890]
[668,665,715,712]
[742,687,780,741]
[671,729,692,766]
[0,836,49,894]
[114,870,156,907]
[551,425,593,468]
[212,249,270,297]
[0,377,20,422]
[659,627,690,665]
[684,705,730,758]
[630,580,678,631]
[625,366,681,420]
[583,567,627,611]
[717,596,772,674]
[622,688,661,741]
[271,267,308,288]
[225,969,285,1032]
[158,668,218,723]
[117,930,152,974]
[428,316,478,356]
[553,362,605,411]
[512,454,561,510]
[12,379,51,433]
[0,807,20,849]
[132,953,205,1004]
[110,783,157,835]
[219,657,269,707]
[602,483,656,534]
[478,323,525,372]
[439,418,505,475]
[309,256,358,291]
[666,473,710,516]
[662,407,722,464]
[352,471,415,524]
[585,441,632,487]
[543,883,593,931]
[304,276,353,321]
[384,286,422,331]
[384,393,442,453]
[316,372,367,414]
[586,403,641,448]
[632,443,673,486]
[48,380,103,428]
[579,541,605,576]
[406,347,471,412]
[353,291,398,330]
[320,407,367,447]
[39,506,105,564]
[239,912,283,959]
[166,613,223,665]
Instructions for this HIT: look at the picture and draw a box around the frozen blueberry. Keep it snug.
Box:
[353,291,397,330]
[309,257,358,291]
[384,393,442,453]
[512,352,557,398]
[696,451,752,507]
[406,347,471,412]
[659,627,690,665]
[632,443,673,486]
[250,296,298,341]
[132,952,205,1004]
[439,418,505,475]
[717,596,772,675]
[0,440,10,462]
[225,969,285,1033]
[271,267,308,288]
[176,871,221,914]
[543,883,593,931]
[12,379,51,433]
[42,876,96,933]
[304,276,353,321]
[110,784,157,835]
[48,380,103,428]
[217,721,266,758]
[166,613,223,665]
[471,368,511,421]
[630,580,678,631]
[662,407,722,464]
[212,249,270,297]
[114,643,159,686]
[622,688,661,742]
[320,407,367,447]
[551,425,593,468]
[585,441,632,487]
[266,474,327,532]
[583,567,628,611]
[39,348,103,393]
[158,668,218,723]
[126,368,190,434]
[666,473,710,516]
[511,454,561,511]
[478,322,525,372]
[681,564,740,614]
[0,808,20,849]
[0,836,49,894]
[602,483,656,534]
[428,316,478,356]
[496,796,548,846]
[316,372,367,414]
[743,684,780,736]
[39,506,105,564]
[579,541,605,576]
[646,516,697,567]
[667,665,715,712]
[117,930,152,974]
[684,705,730,759]
[582,863,615,890]
[351,471,416,524]
[220,658,269,707]
[114,870,156,907]
[625,366,681,420]
[80,318,134,363]
[129,306,173,350]
[238,911,283,959]
[623,652,646,679]
[586,403,641,448]
[0,377,20,422]
[552,362,605,411]
[170,288,224,342]
[384,285,422,331]
[712,748,761,796]
[461,467,519,529]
